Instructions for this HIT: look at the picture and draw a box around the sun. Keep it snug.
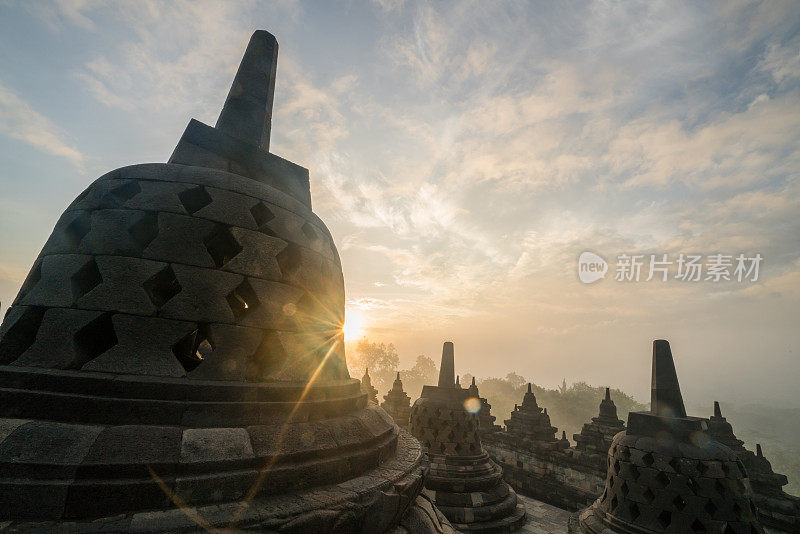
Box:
[342,308,364,341]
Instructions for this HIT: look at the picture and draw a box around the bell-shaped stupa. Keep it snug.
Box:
[573,388,626,455]
[466,376,501,436]
[0,30,452,533]
[382,372,412,428]
[570,340,763,534]
[361,367,379,405]
[505,383,559,443]
[409,342,526,532]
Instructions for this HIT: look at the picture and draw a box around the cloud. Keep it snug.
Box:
[0,82,84,168]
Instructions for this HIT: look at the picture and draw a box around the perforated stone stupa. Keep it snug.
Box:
[0,30,452,533]
[467,377,501,436]
[505,383,562,447]
[361,367,379,405]
[570,340,764,534]
[708,402,800,532]
[410,342,526,532]
[573,388,626,456]
[382,372,412,428]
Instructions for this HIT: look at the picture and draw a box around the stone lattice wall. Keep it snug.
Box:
[484,435,606,512]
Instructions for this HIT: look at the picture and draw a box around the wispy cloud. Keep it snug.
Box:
[0,82,84,168]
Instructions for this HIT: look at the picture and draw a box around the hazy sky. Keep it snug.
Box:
[0,1,798,407]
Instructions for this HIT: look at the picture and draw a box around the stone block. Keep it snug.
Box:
[80,315,193,377]
[186,323,263,381]
[180,427,254,464]
[0,420,102,467]
[141,212,217,268]
[76,256,167,315]
[20,254,91,308]
[223,227,286,280]
[159,265,242,324]
[12,308,106,369]
[194,186,260,231]
[236,278,303,330]
[121,179,195,214]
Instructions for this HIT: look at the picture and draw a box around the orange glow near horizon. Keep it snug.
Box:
[343,308,365,341]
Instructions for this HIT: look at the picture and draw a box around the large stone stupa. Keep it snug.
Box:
[410,342,526,532]
[570,340,764,534]
[0,30,452,533]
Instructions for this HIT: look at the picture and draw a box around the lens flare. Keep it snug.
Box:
[463,397,481,414]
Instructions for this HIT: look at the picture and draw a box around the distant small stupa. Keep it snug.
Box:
[381,372,411,428]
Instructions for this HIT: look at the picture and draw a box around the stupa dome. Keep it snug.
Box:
[0,31,451,533]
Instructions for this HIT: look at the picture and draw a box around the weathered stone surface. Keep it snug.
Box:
[382,372,412,428]
[410,342,526,532]
[708,402,800,533]
[570,340,764,534]
[361,368,379,405]
[0,29,444,533]
[505,383,562,447]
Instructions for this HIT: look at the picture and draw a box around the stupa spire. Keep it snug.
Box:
[650,339,687,417]
[714,400,722,418]
[437,341,455,387]
[605,387,611,401]
[215,30,278,151]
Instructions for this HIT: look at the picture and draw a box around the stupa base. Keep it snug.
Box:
[1,431,454,533]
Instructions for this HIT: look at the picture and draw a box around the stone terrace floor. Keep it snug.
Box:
[516,493,572,534]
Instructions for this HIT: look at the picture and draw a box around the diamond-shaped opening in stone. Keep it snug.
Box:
[613,459,621,474]
[204,225,243,268]
[610,495,618,511]
[670,457,681,474]
[301,222,318,241]
[643,487,655,504]
[276,242,302,276]
[142,265,181,308]
[129,211,159,252]
[629,503,640,521]
[656,470,670,488]
[64,212,91,249]
[14,259,42,304]
[705,500,717,516]
[630,465,640,481]
[178,185,212,215]
[620,481,629,496]
[658,510,672,528]
[247,331,287,381]
[104,180,141,205]
[250,202,275,230]
[172,326,211,373]
[0,306,46,364]
[70,258,103,302]
[642,452,654,467]
[673,494,687,511]
[698,461,709,475]
[691,519,707,532]
[687,477,699,494]
[226,279,260,320]
[73,312,118,368]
